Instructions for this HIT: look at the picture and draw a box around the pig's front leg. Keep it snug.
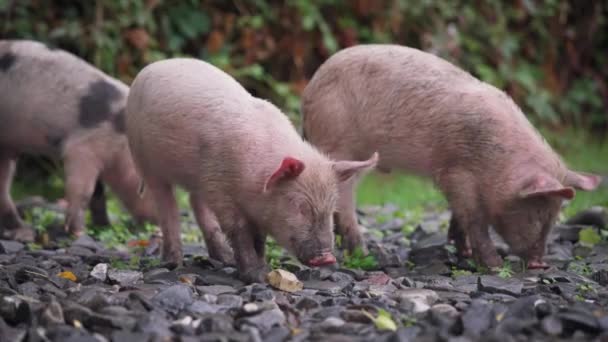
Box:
[189,193,235,265]
[63,151,101,236]
[441,171,501,269]
[525,223,551,270]
[147,181,183,266]
[447,216,472,258]
[227,220,269,284]
[335,177,367,253]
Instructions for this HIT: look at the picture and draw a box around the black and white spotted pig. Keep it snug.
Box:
[0,39,156,238]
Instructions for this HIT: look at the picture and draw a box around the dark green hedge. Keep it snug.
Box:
[2,0,606,132]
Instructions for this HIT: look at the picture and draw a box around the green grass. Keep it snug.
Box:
[356,128,608,218]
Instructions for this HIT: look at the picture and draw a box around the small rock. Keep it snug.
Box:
[302,280,349,294]
[188,300,221,315]
[553,224,585,242]
[320,317,346,331]
[430,303,459,318]
[90,263,108,281]
[394,289,439,313]
[0,240,24,254]
[40,298,64,325]
[295,296,319,311]
[328,272,354,283]
[71,234,103,252]
[266,269,303,293]
[216,294,243,311]
[541,315,563,336]
[238,305,286,334]
[477,275,523,296]
[197,285,237,296]
[107,269,143,286]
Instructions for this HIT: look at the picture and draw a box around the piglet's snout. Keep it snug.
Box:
[306,252,337,267]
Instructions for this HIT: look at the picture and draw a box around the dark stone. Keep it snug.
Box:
[71,234,103,252]
[78,79,122,128]
[0,316,27,342]
[477,276,523,296]
[0,53,16,72]
[566,206,608,230]
[295,296,320,311]
[152,284,194,314]
[553,224,585,242]
[188,300,222,315]
[558,310,601,335]
[238,306,286,334]
[303,280,350,294]
[0,240,24,254]
[197,284,237,296]
[111,331,154,342]
[592,270,608,286]
[460,300,495,337]
[216,294,243,311]
[136,310,173,338]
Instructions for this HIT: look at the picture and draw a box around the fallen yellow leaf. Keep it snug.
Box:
[58,271,77,282]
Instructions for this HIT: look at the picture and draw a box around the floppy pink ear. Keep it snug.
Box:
[333,152,379,182]
[564,170,602,191]
[263,157,305,192]
[519,174,575,200]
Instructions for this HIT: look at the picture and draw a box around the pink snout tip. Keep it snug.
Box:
[307,253,337,267]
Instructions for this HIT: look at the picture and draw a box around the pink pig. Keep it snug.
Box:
[302,44,601,270]
[0,39,157,239]
[125,58,377,283]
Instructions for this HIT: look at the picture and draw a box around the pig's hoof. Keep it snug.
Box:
[239,265,270,284]
[1,225,35,242]
[209,248,236,266]
[527,260,549,270]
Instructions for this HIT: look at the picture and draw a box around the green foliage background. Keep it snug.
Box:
[1,0,607,131]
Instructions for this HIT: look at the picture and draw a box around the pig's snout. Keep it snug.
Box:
[306,252,337,267]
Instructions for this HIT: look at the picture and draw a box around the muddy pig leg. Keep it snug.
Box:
[0,152,24,231]
[146,180,183,265]
[440,170,502,269]
[189,193,234,264]
[335,174,367,253]
[88,180,111,226]
[447,215,472,258]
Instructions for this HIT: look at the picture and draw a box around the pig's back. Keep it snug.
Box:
[0,40,128,155]
[126,58,300,190]
[303,44,548,174]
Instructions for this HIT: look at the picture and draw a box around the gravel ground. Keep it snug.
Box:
[1,199,607,342]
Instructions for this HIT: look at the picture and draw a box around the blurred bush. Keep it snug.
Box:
[1,0,606,132]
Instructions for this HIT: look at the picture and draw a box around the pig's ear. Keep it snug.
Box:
[564,170,602,191]
[263,157,305,193]
[518,175,575,200]
[333,152,379,183]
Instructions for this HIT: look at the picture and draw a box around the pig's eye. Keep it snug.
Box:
[298,201,313,217]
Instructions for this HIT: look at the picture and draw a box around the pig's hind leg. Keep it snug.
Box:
[0,153,24,231]
[189,193,235,265]
[335,171,368,254]
[447,216,472,258]
[63,149,102,236]
[146,180,183,266]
